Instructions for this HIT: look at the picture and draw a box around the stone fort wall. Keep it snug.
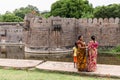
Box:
[24,14,120,50]
[0,14,119,50]
[0,22,24,43]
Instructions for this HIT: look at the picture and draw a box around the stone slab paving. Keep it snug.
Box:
[0,59,119,78]
[0,58,43,69]
[36,61,120,78]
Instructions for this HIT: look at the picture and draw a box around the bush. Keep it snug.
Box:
[114,45,120,52]
[2,14,23,22]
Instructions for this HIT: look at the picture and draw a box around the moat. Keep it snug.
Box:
[0,44,120,65]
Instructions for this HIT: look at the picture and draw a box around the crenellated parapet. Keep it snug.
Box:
[23,13,120,50]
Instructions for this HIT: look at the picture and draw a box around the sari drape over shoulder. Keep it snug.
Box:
[87,41,98,72]
[76,41,87,71]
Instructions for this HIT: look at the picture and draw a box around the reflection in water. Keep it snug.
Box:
[1,45,6,53]
[25,52,72,62]
[0,44,120,65]
[25,52,120,65]
[0,45,25,59]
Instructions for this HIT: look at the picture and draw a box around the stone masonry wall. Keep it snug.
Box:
[0,22,24,43]
[24,14,120,49]
[77,18,120,46]
[0,14,119,49]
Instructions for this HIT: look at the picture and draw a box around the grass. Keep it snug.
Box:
[0,68,117,80]
[98,46,120,54]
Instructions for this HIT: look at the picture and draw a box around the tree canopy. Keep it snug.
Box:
[41,11,51,18]
[94,4,120,18]
[13,5,40,19]
[0,2,120,22]
[0,5,40,22]
[50,0,93,18]
[1,12,23,22]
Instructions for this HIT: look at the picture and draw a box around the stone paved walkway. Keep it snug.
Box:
[0,59,42,69]
[0,58,120,78]
[36,61,120,78]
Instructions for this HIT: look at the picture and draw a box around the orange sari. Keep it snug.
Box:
[77,41,87,71]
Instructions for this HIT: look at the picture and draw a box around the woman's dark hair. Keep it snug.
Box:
[91,35,95,42]
[78,35,82,40]
[75,42,78,48]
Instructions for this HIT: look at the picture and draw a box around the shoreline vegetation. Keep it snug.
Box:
[98,45,120,54]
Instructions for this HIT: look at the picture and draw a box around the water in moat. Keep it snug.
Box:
[0,44,120,65]
[0,44,25,59]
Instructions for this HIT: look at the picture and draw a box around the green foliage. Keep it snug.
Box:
[13,5,40,19]
[2,12,23,22]
[50,0,93,18]
[0,5,40,22]
[1,2,120,21]
[93,4,120,18]
[0,14,2,22]
[41,11,51,18]
[99,45,120,54]
[114,45,120,52]
[81,12,94,18]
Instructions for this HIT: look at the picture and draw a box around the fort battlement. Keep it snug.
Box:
[0,13,119,50]
[23,14,120,50]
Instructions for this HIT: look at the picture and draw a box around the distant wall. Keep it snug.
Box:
[0,14,120,49]
[77,18,120,47]
[0,22,24,43]
[24,14,120,49]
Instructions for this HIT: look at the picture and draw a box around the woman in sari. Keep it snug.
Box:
[87,35,98,72]
[76,35,87,71]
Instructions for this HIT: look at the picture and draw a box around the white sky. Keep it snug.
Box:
[0,0,120,14]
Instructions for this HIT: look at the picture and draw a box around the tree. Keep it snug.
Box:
[93,4,120,18]
[0,14,2,22]
[13,5,40,19]
[2,12,23,22]
[41,11,51,18]
[50,0,93,18]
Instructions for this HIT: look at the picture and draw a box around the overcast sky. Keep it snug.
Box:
[0,0,120,14]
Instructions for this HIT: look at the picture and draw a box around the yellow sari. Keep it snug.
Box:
[77,41,87,71]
